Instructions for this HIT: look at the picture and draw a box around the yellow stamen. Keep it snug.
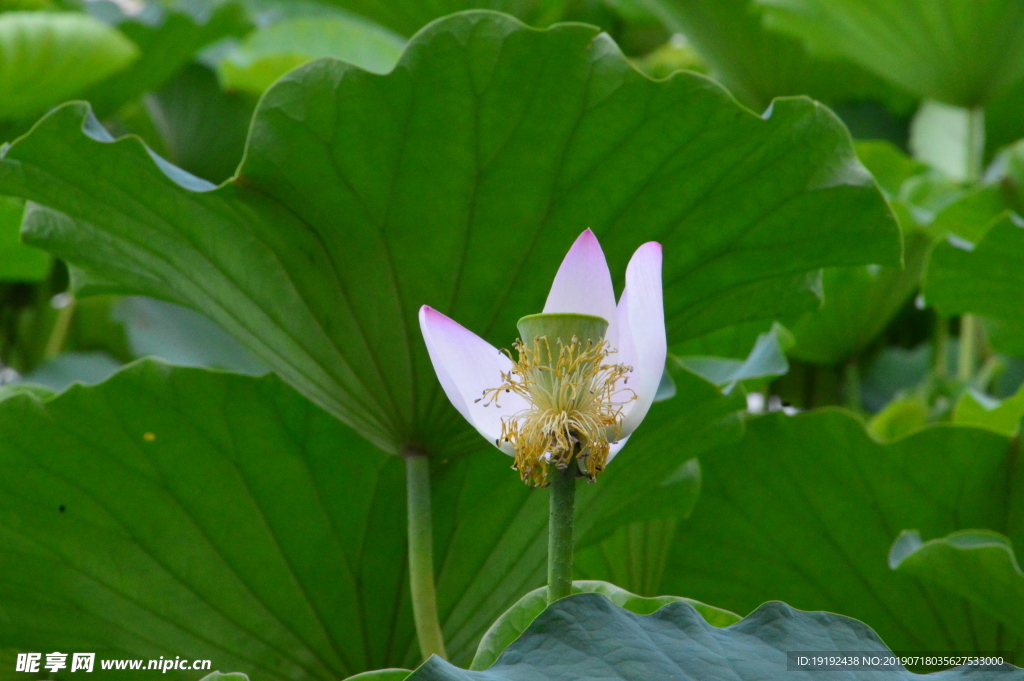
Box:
[480,336,635,487]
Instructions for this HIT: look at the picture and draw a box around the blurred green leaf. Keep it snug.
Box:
[0,382,53,403]
[867,394,928,442]
[0,12,138,121]
[317,1,550,37]
[953,385,1024,437]
[908,100,986,181]
[574,516,680,598]
[925,185,1005,242]
[985,318,1024,359]
[83,1,252,117]
[890,529,1024,641]
[995,137,1024,214]
[787,230,930,365]
[469,580,739,671]
[0,13,899,456]
[218,15,404,95]
[0,196,50,282]
[670,319,776,360]
[114,296,266,373]
[631,36,706,80]
[757,0,1024,107]
[855,140,927,197]
[0,0,50,9]
[642,0,909,112]
[859,344,933,413]
[925,213,1024,322]
[780,142,933,365]
[22,350,123,391]
[65,295,135,365]
[899,174,967,227]
[677,325,788,392]
[986,77,1024,160]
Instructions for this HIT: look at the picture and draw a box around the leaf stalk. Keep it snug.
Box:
[403,450,447,661]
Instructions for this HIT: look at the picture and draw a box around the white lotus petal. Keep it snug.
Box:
[607,435,631,463]
[543,229,617,346]
[615,242,666,436]
[419,306,525,454]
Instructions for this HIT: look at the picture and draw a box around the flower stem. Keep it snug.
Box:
[403,451,447,661]
[547,464,576,604]
[43,296,76,359]
[955,106,985,385]
[964,106,985,184]
[843,360,861,413]
[934,316,949,378]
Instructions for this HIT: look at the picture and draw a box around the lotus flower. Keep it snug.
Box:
[419,230,665,486]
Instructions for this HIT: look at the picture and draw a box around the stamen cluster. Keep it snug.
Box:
[477,336,635,487]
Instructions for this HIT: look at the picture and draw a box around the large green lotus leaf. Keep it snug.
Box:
[411,593,1024,680]
[0,12,898,455]
[0,195,49,281]
[650,410,1023,656]
[924,214,1024,322]
[470,580,739,671]
[141,64,255,184]
[890,529,1024,641]
[0,12,138,121]
[82,2,252,118]
[0,357,744,676]
[641,0,907,112]
[0,361,411,680]
[756,0,1024,107]
[218,14,405,95]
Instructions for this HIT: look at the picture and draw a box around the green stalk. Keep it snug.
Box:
[547,464,576,604]
[958,314,978,383]
[956,107,986,384]
[403,451,447,661]
[843,360,861,412]
[964,106,985,184]
[934,316,949,378]
[43,296,76,359]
